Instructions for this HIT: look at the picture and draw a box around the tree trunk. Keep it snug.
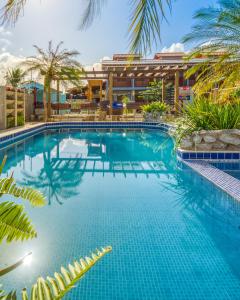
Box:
[57,80,60,115]
[43,83,48,122]
[47,83,52,118]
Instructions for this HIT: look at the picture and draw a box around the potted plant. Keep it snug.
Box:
[141,101,169,122]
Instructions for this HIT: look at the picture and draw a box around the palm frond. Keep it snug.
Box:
[0,201,37,243]
[0,0,26,25]
[0,156,7,175]
[183,0,240,100]
[79,0,107,29]
[0,177,46,207]
[128,0,172,54]
[80,0,171,54]
[0,156,46,207]
[0,289,16,299]
[21,246,112,299]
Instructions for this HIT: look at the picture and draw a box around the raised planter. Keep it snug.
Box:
[180,129,240,151]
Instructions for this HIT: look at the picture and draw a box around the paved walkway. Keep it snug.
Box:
[0,122,44,138]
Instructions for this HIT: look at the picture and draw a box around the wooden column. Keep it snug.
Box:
[57,79,60,115]
[14,89,17,127]
[174,71,180,114]
[99,81,103,102]
[88,81,93,101]
[108,72,113,115]
[162,78,165,102]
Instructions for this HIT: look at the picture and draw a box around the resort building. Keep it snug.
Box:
[78,52,205,111]
[22,81,66,107]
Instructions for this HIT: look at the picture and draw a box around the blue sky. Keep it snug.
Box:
[0,0,216,66]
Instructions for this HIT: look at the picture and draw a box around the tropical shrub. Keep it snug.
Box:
[5,68,26,89]
[122,96,130,115]
[139,80,163,102]
[175,98,240,145]
[141,101,169,115]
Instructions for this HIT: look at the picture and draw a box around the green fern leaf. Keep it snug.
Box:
[0,178,46,207]
[22,246,112,299]
[0,202,37,243]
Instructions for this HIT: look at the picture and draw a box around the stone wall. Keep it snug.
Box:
[180,129,240,151]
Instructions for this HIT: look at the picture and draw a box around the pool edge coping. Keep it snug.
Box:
[181,159,240,202]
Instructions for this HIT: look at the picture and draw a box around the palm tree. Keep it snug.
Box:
[183,0,240,101]
[1,0,172,54]
[24,41,83,121]
[4,67,26,89]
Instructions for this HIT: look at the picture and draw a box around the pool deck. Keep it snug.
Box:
[0,122,44,138]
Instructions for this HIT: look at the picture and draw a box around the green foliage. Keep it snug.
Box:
[139,80,163,102]
[17,114,24,126]
[0,156,46,244]
[0,177,46,207]
[0,202,37,243]
[183,0,240,100]
[24,41,84,120]
[5,68,26,89]
[122,96,130,115]
[21,247,111,300]
[6,116,15,128]
[141,101,169,114]
[175,98,240,145]
[122,95,130,105]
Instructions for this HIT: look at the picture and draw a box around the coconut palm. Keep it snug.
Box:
[5,67,26,89]
[24,41,83,121]
[183,0,240,101]
[1,0,172,54]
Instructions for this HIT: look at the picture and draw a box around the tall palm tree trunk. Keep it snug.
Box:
[57,79,60,115]
[43,83,48,122]
[47,84,52,118]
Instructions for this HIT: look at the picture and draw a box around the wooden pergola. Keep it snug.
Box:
[77,57,201,114]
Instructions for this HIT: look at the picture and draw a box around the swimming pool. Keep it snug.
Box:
[1,129,240,299]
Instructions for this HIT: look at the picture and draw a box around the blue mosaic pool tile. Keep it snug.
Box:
[189,152,197,159]
[217,153,224,160]
[232,153,240,159]
[225,153,232,159]
[182,153,189,160]
[196,152,204,159]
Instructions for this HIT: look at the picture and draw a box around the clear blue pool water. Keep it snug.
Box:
[1,129,240,300]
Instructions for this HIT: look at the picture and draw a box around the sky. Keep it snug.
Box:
[0,0,216,81]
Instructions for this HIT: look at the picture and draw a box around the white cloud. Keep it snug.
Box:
[0,27,12,36]
[161,42,185,53]
[0,38,11,48]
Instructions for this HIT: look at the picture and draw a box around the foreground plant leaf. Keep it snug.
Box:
[0,177,46,207]
[0,155,46,207]
[0,202,37,243]
[21,246,112,299]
